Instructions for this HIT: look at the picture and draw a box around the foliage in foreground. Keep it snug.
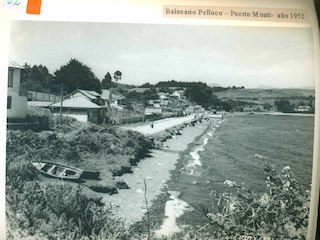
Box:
[6,124,310,239]
[6,123,155,239]
[6,181,129,240]
[203,161,310,239]
[6,159,310,240]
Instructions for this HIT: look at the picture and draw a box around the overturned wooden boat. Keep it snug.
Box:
[31,161,100,181]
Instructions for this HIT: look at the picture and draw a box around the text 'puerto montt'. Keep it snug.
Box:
[163,6,308,24]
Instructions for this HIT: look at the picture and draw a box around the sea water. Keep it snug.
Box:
[158,113,314,233]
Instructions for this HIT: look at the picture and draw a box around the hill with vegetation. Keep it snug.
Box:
[215,88,315,100]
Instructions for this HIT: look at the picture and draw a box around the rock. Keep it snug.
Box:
[115,180,130,189]
[111,166,133,176]
[87,184,118,194]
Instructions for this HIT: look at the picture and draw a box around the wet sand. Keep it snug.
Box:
[102,121,209,225]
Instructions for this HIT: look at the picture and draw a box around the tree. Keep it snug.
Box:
[101,72,112,89]
[263,103,272,111]
[184,85,213,108]
[20,63,54,92]
[274,99,294,113]
[140,82,154,88]
[142,88,158,105]
[113,71,122,82]
[53,59,101,94]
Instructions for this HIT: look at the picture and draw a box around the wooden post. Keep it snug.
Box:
[59,83,63,125]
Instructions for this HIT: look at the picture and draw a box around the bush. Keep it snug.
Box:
[205,161,310,239]
[6,182,125,240]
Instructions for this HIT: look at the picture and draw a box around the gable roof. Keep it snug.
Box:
[77,89,100,100]
[112,92,125,101]
[9,59,24,69]
[64,89,101,101]
[50,96,101,109]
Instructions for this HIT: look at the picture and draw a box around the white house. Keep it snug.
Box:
[296,105,312,112]
[7,59,27,120]
[49,96,102,123]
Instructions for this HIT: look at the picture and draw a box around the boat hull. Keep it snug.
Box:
[31,161,83,181]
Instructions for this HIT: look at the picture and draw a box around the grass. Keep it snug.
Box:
[6,121,310,239]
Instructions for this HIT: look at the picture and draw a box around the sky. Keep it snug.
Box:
[9,21,315,89]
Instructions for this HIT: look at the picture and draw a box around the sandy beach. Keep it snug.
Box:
[102,119,210,226]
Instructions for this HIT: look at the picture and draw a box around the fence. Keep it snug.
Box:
[27,91,61,102]
[7,116,50,132]
[109,108,145,124]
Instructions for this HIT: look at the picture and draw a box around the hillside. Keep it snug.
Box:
[215,88,315,100]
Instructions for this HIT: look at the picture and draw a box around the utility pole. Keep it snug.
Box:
[59,83,63,125]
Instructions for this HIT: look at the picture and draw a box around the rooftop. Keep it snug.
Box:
[50,96,101,109]
[8,59,24,69]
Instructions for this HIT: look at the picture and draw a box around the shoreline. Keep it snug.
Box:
[102,120,211,226]
[131,119,220,237]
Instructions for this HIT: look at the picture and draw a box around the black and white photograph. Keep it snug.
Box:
[5,17,317,240]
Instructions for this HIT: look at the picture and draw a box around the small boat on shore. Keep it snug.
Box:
[31,161,100,181]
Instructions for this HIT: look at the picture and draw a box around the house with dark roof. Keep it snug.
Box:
[110,91,125,109]
[7,59,27,120]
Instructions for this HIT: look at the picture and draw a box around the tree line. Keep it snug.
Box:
[21,59,122,95]
[139,80,244,92]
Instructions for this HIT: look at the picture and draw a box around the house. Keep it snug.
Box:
[49,96,103,123]
[171,90,184,99]
[147,99,161,108]
[65,89,105,106]
[7,59,27,120]
[110,92,126,109]
[296,105,312,112]
[101,89,112,107]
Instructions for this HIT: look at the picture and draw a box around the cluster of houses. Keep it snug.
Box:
[7,59,201,125]
[10,59,313,127]
[7,59,126,124]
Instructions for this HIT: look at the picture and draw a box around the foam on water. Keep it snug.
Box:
[255,154,266,159]
[187,145,204,167]
[155,191,192,237]
[186,124,217,171]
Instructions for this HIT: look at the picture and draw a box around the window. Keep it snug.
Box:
[8,69,13,87]
[7,96,12,109]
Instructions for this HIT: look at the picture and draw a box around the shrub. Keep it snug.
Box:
[6,182,125,240]
[205,161,310,239]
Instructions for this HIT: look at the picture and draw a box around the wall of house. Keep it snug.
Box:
[51,108,102,123]
[7,68,27,120]
[52,108,88,122]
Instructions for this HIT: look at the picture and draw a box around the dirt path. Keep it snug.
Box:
[122,114,197,135]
